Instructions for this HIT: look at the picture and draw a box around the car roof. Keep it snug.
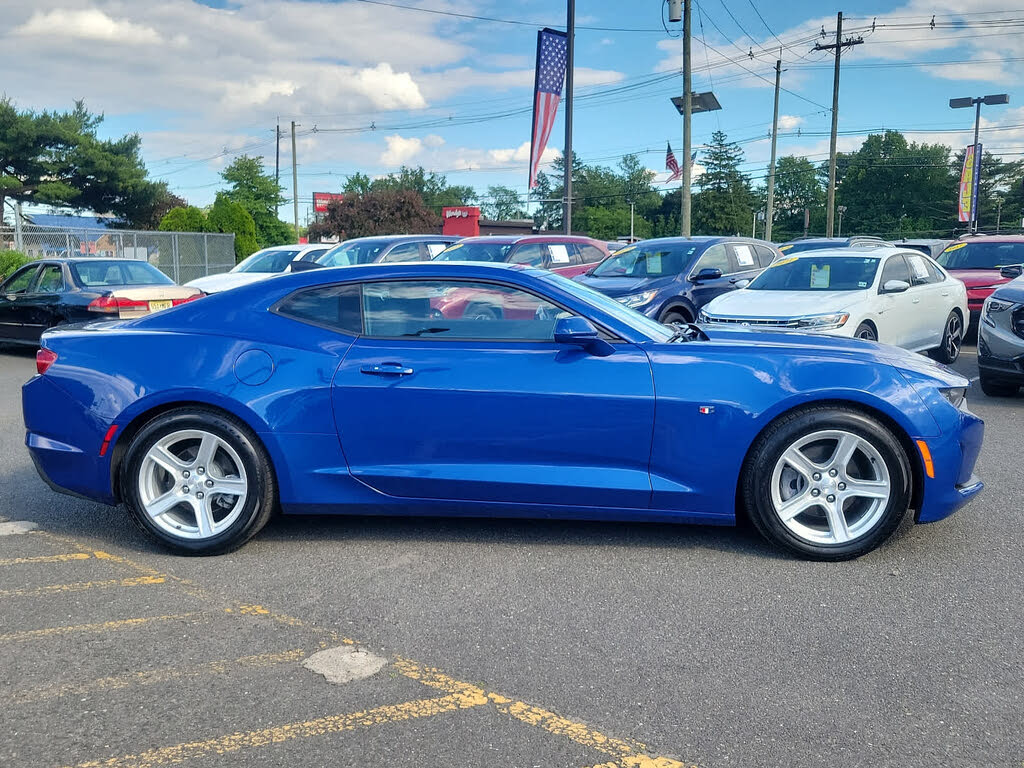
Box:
[779,246,929,259]
[454,235,597,244]
[956,234,1024,243]
[336,234,457,245]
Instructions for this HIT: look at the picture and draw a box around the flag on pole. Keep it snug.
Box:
[529,28,569,189]
[666,142,682,181]
[958,143,982,224]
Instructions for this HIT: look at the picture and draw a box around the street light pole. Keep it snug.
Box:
[563,0,575,235]
[950,93,1009,234]
[680,0,692,237]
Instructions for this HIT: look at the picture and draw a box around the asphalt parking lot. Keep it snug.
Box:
[0,343,1020,768]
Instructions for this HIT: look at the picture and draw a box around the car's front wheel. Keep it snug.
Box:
[854,322,877,341]
[121,408,276,555]
[742,406,912,560]
[930,312,963,364]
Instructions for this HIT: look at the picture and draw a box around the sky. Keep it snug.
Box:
[3,0,1023,225]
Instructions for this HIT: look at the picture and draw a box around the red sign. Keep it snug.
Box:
[442,206,481,237]
[313,192,345,213]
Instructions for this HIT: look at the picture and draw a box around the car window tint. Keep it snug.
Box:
[753,244,777,268]
[693,244,730,274]
[880,255,911,285]
[590,244,695,277]
[382,243,423,263]
[73,260,172,286]
[235,249,301,273]
[730,243,757,269]
[2,265,38,294]
[579,244,606,264]
[276,284,362,334]
[906,254,937,285]
[34,265,64,293]
[302,249,328,261]
[937,241,1024,269]
[508,243,546,267]
[361,280,572,341]
[924,259,946,283]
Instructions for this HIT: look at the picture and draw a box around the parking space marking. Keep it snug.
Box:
[585,758,695,768]
[0,574,165,599]
[6,649,308,705]
[0,611,208,644]
[67,690,490,768]
[0,552,94,567]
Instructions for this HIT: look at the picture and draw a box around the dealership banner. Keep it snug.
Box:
[958,144,982,224]
[312,192,345,213]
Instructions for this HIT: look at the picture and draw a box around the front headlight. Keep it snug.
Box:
[794,312,850,330]
[697,309,710,323]
[617,290,658,309]
[940,386,967,410]
[984,297,1014,315]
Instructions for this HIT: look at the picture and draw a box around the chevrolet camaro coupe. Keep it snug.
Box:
[23,262,983,560]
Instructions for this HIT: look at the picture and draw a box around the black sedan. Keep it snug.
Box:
[0,258,201,346]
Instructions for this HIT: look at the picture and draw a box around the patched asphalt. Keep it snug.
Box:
[0,342,1019,768]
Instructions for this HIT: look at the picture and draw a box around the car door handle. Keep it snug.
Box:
[360,363,414,376]
[912,298,920,304]
[941,291,950,296]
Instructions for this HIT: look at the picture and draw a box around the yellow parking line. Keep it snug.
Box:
[0,611,207,643]
[0,552,93,567]
[0,575,165,599]
[68,690,489,768]
[584,759,696,768]
[7,649,307,705]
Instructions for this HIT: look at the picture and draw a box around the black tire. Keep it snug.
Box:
[929,312,963,364]
[854,322,877,342]
[741,406,912,561]
[660,308,692,326]
[120,408,276,555]
[979,373,1019,398]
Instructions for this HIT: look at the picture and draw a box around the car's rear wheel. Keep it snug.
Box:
[742,406,911,560]
[979,373,1019,397]
[930,312,963,364]
[854,322,877,341]
[660,309,691,326]
[121,408,275,555]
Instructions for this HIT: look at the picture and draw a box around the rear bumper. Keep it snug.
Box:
[915,408,984,523]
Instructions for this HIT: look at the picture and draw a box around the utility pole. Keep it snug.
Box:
[996,197,1004,232]
[563,0,575,234]
[680,0,692,237]
[290,121,300,241]
[764,59,782,242]
[814,12,863,237]
[274,121,281,219]
[629,200,635,241]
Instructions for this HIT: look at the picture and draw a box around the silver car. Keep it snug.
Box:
[978,267,1024,396]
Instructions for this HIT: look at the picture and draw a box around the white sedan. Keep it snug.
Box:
[186,244,331,294]
[698,247,968,363]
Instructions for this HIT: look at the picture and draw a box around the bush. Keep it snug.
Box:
[158,206,209,232]
[208,193,259,262]
[0,250,30,280]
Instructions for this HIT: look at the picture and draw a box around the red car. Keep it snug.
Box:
[431,235,611,320]
[937,236,1024,322]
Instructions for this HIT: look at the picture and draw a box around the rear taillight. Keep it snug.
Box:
[36,348,58,375]
[172,293,205,306]
[87,296,150,314]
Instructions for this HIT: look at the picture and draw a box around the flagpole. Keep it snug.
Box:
[563,0,575,234]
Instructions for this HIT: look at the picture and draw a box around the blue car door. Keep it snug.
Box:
[686,243,736,310]
[331,277,656,508]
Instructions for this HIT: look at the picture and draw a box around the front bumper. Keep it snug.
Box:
[914,407,984,523]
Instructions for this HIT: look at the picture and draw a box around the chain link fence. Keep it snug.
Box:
[1,225,236,284]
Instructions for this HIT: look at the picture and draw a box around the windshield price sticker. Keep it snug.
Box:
[645,253,663,273]
[809,264,831,288]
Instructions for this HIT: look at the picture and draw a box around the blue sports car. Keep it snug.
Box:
[23,262,983,559]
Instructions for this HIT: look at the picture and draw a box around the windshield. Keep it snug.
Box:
[590,243,699,278]
[317,240,390,267]
[748,256,880,291]
[539,272,673,342]
[72,260,173,287]
[233,249,300,273]
[434,241,513,262]
[938,241,1024,269]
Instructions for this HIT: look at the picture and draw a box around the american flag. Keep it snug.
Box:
[529,28,568,189]
[665,142,682,182]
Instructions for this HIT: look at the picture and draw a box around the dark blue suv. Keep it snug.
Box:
[574,236,781,324]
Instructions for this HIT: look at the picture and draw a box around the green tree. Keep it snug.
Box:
[363,166,475,210]
[768,156,825,240]
[158,206,209,232]
[220,155,292,247]
[692,130,755,235]
[482,185,527,220]
[306,189,439,240]
[122,182,186,230]
[208,193,259,261]
[0,99,163,223]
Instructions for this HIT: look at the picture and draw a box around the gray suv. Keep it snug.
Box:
[978,267,1024,396]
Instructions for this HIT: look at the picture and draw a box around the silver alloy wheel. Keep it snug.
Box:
[137,429,248,541]
[856,325,876,341]
[944,314,962,360]
[770,429,891,545]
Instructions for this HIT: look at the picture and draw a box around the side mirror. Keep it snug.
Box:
[691,267,723,283]
[553,316,613,357]
[733,278,751,289]
[881,279,911,293]
[1000,264,1023,279]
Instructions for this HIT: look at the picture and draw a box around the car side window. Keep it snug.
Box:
[33,265,65,293]
[382,242,424,263]
[729,243,758,271]
[275,284,362,335]
[361,280,572,341]
[424,242,450,258]
[579,244,607,264]
[753,244,778,268]
[2,265,39,294]
[924,259,946,283]
[879,255,911,287]
[692,244,730,275]
[303,248,329,262]
[508,243,546,267]
[547,243,572,266]
[906,254,937,285]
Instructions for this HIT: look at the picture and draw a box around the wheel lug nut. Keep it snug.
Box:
[205,479,214,488]
[838,482,846,490]
[181,486,190,494]
[812,472,822,481]
[811,489,820,497]
[827,494,836,502]
[829,469,838,477]
[182,470,190,479]
[196,491,204,499]
[197,467,205,475]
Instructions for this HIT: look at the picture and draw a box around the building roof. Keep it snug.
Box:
[25,213,113,231]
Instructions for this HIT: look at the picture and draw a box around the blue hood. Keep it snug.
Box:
[575,273,680,298]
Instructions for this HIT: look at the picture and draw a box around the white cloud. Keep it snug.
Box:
[15,9,163,45]
[778,115,805,131]
[380,135,425,165]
